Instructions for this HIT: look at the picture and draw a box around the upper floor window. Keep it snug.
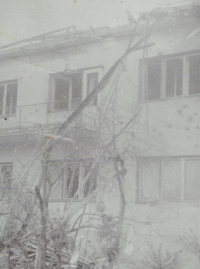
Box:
[49,160,97,201]
[166,58,183,97]
[138,157,200,202]
[50,67,101,112]
[0,163,13,199]
[86,72,99,106]
[0,80,18,116]
[52,73,82,111]
[139,53,200,101]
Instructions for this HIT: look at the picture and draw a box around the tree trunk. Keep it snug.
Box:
[113,158,126,269]
[7,248,11,269]
[35,144,52,269]
[35,186,47,269]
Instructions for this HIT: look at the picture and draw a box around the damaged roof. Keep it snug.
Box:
[140,0,200,26]
[0,24,138,60]
[0,1,199,60]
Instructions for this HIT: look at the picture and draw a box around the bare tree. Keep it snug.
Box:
[140,243,177,269]
[179,229,200,266]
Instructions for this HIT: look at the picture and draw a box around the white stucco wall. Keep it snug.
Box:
[0,18,200,268]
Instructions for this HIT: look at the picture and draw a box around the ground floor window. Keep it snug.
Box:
[0,163,13,199]
[138,157,200,202]
[49,160,97,200]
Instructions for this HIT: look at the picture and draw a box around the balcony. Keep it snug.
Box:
[0,99,100,135]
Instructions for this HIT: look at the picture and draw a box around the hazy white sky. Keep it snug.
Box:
[0,0,189,46]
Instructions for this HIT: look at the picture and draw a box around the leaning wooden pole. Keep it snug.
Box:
[57,35,151,136]
[35,33,145,259]
[0,29,152,268]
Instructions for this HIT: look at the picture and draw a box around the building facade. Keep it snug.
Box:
[0,3,200,268]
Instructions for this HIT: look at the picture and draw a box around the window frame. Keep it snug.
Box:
[83,68,102,106]
[82,67,102,106]
[49,160,97,202]
[51,76,73,112]
[138,156,200,203]
[49,67,102,113]
[164,57,184,98]
[139,158,160,201]
[139,52,200,101]
[0,80,18,117]
[187,54,200,95]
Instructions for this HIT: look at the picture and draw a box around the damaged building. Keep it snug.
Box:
[0,2,200,269]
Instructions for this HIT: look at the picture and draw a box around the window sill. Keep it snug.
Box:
[0,114,16,118]
[47,105,98,113]
[136,199,200,206]
[49,197,96,203]
[138,93,200,103]
[47,109,72,113]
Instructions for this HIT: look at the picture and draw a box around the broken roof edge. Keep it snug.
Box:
[139,1,200,25]
[1,1,199,60]
[0,23,139,61]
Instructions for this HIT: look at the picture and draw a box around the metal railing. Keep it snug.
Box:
[0,99,100,131]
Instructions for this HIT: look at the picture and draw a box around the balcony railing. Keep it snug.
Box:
[49,98,81,112]
[0,98,100,132]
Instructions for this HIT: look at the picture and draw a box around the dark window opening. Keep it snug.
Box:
[54,77,71,111]
[189,55,200,95]
[140,53,200,101]
[70,72,82,110]
[53,73,82,111]
[49,161,97,200]
[0,164,12,199]
[84,162,97,197]
[53,70,100,111]
[87,72,99,105]
[166,58,183,97]
[147,59,161,100]
[49,162,79,200]
[64,164,79,198]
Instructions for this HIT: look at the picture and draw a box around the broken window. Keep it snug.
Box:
[139,157,200,202]
[49,161,96,200]
[51,69,100,111]
[0,81,17,116]
[52,73,82,111]
[0,164,13,199]
[188,54,200,95]
[166,58,183,97]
